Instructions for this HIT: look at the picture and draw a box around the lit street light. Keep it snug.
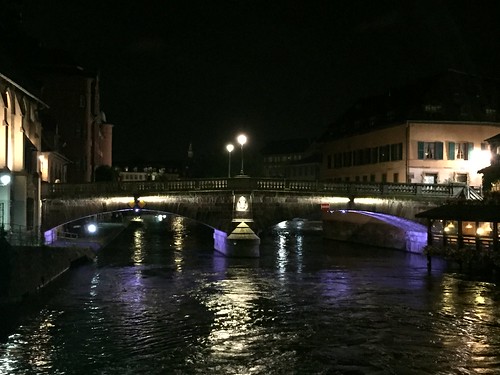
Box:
[237,134,247,175]
[226,143,234,178]
[0,168,11,235]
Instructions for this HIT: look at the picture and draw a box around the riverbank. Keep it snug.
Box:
[0,222,127,306]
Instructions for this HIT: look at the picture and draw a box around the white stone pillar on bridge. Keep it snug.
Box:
[214,192,260,257]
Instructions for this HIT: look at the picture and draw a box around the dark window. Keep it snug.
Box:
[379,145,390,162]
[353,149,363,166]
[390,143,403,161]
[333,153,342,169]
[342,151,352,167]
[371,147,378,164]
[362,148,371,164]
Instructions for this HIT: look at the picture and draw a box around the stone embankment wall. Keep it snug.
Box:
[0,239,96,304]
[0,223,127,305]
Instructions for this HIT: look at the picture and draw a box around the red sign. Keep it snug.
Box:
[320,203,330,210]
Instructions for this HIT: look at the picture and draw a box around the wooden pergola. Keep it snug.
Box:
[415,204,500,252]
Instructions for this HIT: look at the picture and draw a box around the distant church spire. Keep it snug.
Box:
[187,142,193,159]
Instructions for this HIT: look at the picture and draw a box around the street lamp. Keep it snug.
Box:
[237,134,247,175]
[0,173,11,186]
[226,143,234,178]
[0,168,11,236]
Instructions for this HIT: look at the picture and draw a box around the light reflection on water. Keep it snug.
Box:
[1,217,500,374]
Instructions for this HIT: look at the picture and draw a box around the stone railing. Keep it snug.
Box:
[41,178,479,200]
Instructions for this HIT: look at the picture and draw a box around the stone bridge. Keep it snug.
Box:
[41,177,476,257]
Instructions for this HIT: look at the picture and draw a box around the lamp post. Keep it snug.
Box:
[226,143,234,178]
[237,134,247,175]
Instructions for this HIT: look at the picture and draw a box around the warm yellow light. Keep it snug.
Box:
[476,227,485,236]
[321,197,350,204]
[226,144,234,153]
[470,149,491,170]
[354,197,384,205]
[444,222,455,233]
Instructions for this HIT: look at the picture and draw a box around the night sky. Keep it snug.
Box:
[14,1,500,164]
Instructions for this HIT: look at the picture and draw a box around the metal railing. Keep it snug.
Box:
[41,178,480,200]
[2,224,44,247]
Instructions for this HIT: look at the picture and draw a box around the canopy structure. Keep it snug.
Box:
[416,203,500,254]
[416,204,500,222]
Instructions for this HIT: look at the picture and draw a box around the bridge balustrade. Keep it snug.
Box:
[41,179,475,200]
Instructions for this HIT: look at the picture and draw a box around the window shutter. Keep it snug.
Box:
[466,142,474,160]
[448,142,455,160]
[418,142,424,159]
[436,142,444,160]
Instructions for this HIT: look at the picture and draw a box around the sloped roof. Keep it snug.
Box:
[485,133,500,143]
[415,203,500,221]
[260,138,311,155]
[321,69,500,141]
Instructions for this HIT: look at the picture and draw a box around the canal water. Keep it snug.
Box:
[1,215,500,374]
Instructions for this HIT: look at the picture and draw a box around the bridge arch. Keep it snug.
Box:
[41,178,477,256]
[322,209,428,253]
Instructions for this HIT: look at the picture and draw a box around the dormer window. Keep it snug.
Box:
[486,108,497,119]
[424,104,442,113]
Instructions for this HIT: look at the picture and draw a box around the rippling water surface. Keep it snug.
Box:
[2,216,500,374]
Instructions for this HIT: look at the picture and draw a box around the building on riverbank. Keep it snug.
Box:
[0,63,48,239]
[320,70,500,189]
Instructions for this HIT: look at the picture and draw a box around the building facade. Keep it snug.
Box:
[261,138,321,180]
[36,61,113,183]
[0,73,47,234]
[114,162,181,182]
[321,70,500,189]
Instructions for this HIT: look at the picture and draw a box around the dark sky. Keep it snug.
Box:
[15,0,500,164]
